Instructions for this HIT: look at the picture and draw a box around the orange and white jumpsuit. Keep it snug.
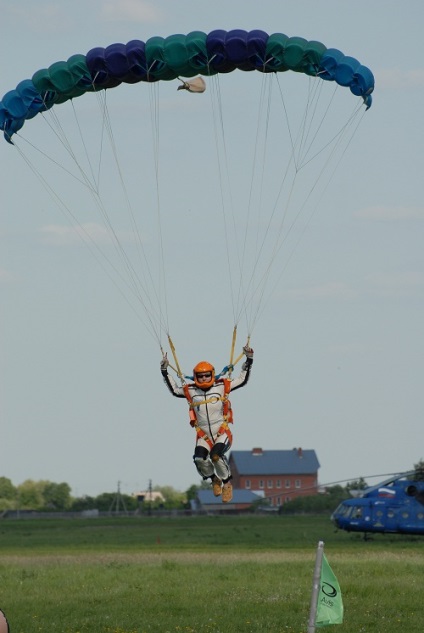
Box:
[161,358,253,482]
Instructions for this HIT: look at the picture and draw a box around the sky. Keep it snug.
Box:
[1,0,423,499]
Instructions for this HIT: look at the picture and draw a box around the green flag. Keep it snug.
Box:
[315,553,343,627]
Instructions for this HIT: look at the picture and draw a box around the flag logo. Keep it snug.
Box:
[315,554,344,627]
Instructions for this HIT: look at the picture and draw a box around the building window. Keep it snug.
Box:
[245,479,251,490]
[285,479,291,488]
[259,480,264,489]
[295,479,301,488]
[276,479,281,488]
[267,479,273,489]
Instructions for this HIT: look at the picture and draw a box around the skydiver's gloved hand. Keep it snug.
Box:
[160,353,169,372]
[243,345,254,360]
[242,345,254,371]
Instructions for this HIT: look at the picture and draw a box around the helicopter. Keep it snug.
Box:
[331,471,424,536]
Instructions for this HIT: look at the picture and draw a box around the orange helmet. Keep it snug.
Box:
[193,361,215,389]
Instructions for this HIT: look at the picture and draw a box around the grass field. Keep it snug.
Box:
[0,514,423,632]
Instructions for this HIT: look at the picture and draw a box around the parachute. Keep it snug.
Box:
[0,30,374,370]
[0,30,373,142]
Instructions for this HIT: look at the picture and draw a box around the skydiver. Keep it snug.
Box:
[160,346,254,503]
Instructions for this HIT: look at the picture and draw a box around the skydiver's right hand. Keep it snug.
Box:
[160,353,169,371]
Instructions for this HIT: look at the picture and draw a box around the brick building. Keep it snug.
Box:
[229,447,320,507]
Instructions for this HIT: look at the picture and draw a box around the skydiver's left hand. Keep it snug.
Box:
[243,345,254,359]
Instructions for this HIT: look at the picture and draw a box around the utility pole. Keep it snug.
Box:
[109,481,128,515]
[148,479,152,516]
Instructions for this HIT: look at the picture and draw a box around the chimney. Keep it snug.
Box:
[252,447,263,456]
[297,447,303,458]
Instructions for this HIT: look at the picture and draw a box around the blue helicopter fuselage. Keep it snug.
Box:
[331,478,424,535]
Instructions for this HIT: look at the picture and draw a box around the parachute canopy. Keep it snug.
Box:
[0,29,374,141]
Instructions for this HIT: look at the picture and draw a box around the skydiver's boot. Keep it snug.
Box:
[222,481,233,503]
[212,476,222,497]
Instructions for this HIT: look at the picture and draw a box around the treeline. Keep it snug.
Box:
[0,477,203,513]
[0,478,357,515]
[0,476,364,515]
[2,464,423,514]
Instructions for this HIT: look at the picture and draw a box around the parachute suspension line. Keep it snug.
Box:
[97,82,169,345]
[227,74,365,336]
[208,73,238,327]
[299,99,365,171]
[273,74,311,175]
[232,73,274,331]
[240,176,299,335]
[208,72,274,337]
[25,84,177,348]
[8,128,99,190]
[286,77,365,172]
[275,75,300,174]
[148,82,171,344]
[273,74,334,173]
[237,75,277,332]
[207,70,314,338]
[70,99,101,192]
[206,71,303,336]
[42,90,150,315]
[11,137,163,346]
[87,85,173,345]
[249,100,370,330]
[93,87,168,339]
[296,77,328,168]
[21,89,170,346]
[241,76,315,331]
[229,74,298,333]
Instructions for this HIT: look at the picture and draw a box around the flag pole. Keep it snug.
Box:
[307,540,325,633]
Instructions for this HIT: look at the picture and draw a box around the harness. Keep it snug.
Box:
[183,379,233,449]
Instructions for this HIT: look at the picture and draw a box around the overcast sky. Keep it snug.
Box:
[1,1,423,499]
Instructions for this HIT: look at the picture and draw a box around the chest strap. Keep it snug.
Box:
[183,381,233,447]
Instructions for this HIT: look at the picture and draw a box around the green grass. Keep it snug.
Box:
[0,515,424,632]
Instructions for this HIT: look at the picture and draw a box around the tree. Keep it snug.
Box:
[153,485,186,509]
[93,492,137,512]
[185,481,211,506]
[70,495,97,511]
[42,482,72,511]
[412,459,424,480]
[0,476,17,511]
[0,476,16,499]
[17,480,45,509]
[14,479,74,511]
[346,477,368,492]
[185,484,199,503]
[278,485,350,515]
